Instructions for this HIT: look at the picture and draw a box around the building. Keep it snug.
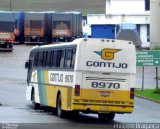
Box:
[150,0,160,48]
[83,0,150,48]
[105,0,150,14]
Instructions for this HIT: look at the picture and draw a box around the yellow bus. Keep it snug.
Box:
[25,38,136,121]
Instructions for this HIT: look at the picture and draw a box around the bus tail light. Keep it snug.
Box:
[9,40,14,43]
[130,88,134,99]
[75,85,80,96]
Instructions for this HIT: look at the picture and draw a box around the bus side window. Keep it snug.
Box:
[46,51,51,67]
[50,50,56,67]
[56,50,64,68]
[42,51,48,67]
[34,52,38,67]
[64,49,72,68]
[37,52,43,67]
[71,48,76,68]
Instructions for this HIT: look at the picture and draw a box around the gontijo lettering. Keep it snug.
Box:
[50,73,73,83]
[86,61,128,69]
[86,49,127,69]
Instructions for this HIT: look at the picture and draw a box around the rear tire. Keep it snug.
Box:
[71,111,79,119]
[98,113,107,121]
[106,113,115,122]
[56,38,58,42]
[98,113,115,122]
[31,90,40,110]
[57,95,65,118]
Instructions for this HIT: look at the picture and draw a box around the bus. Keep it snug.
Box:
[25,38,136,121]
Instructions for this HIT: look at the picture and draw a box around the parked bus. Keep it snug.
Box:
[25,38,136,121]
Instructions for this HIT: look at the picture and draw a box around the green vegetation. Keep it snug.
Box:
[152,45,160,50]
[0,0,105,15]
[135,88,160,102]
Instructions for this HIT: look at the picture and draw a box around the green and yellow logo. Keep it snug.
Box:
[94,49,121,61]
[33,72,36,81]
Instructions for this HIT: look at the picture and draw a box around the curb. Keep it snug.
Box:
[135,95,160,103]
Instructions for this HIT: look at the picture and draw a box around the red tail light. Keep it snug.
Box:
[9,40,14,43]
[75,85,80,96]
[130,88,134,99]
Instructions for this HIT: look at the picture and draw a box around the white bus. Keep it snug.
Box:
[25,38,136,121]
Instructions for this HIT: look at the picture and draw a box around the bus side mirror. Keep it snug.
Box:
[25,61,29,69]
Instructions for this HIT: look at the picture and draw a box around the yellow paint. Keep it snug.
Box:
[44,70,49,84]
[43,78,134,113]
[44,70,53,106]
[79,89,132,101]
[101,49,120,60]
[72,89,134,113]
[45,85,55,106]
[72,104,133,113]
[45,84,72,110]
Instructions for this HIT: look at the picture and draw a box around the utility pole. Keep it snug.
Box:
[10,0,12,11]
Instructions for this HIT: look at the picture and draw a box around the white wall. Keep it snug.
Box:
[106,0,146,14]
[87,14,150,25]
[140,25,147,43]
[150,0,160,47]
[106,0,111,13]
[82,19,91,36]
[140,24,150,47]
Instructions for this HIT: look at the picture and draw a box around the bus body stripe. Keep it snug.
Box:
[42,70,47,105]
[44,70,51,105]
[37,70,47,105]
[37,70,42,104]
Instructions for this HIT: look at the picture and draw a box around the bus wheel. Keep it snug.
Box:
[106,113,115,122]
[31,91,40,110]
[56,38,58,42]
[98,113,107,121]
[57,95,65,118]
[71,111,79,119]
[65,38,68,42]
[98,113,115,122]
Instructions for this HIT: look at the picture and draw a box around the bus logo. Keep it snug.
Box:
[33,72,36,81]
[94,49,121,60]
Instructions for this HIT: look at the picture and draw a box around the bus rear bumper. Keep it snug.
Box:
[72,103,134,113]
[0,47,13,51]
[25,42,44,45]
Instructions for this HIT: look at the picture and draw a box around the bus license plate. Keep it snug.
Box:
[100,91,110,97]
[100,106,109,111]
[0,41,5,44]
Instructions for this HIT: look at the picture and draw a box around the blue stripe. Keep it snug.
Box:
[37,70,47,105]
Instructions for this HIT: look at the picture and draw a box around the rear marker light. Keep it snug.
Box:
[9,40,14,43]
[9,40,13,43]
[130,88,134,99]
[75,85,80,96]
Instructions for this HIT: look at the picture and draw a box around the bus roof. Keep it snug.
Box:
[31,38,134,51]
